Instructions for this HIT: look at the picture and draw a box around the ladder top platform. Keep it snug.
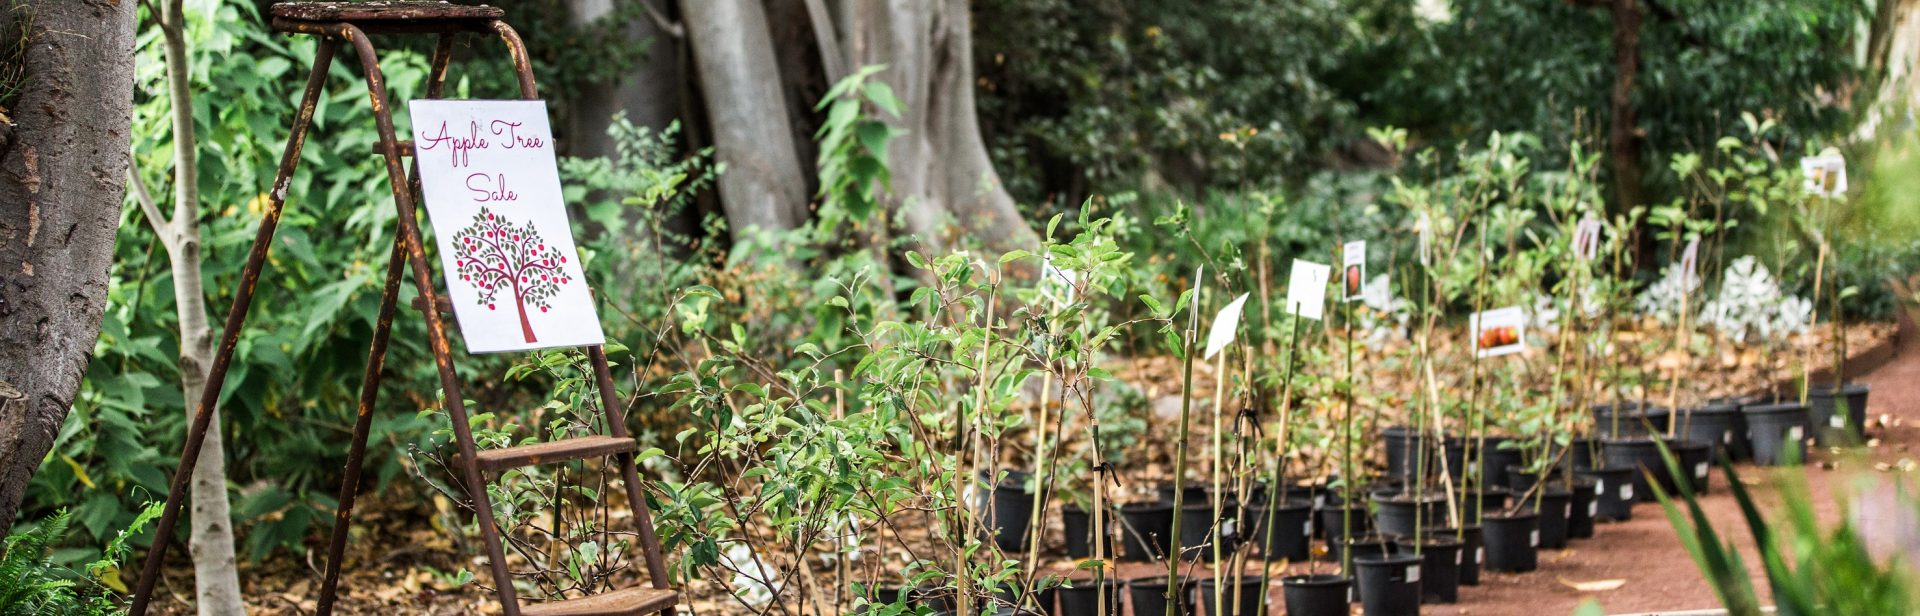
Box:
[271,2,504,33]
[520,587,679,616]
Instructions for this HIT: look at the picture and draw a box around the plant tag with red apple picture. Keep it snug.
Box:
[411,100,605,353]
[1285,260,1330,320]
[1469,305,1526,358]
[1800,153,1846,198]
[1343,240,1367,302]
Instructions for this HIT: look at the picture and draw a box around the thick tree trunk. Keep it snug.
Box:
[1606,0,1644,213]
[1858,0,1920,141]
[133,1,246,612]
[680,0,810,240]
[567,0,685,152]
[844,0,1040,260]
[0,0,135,534]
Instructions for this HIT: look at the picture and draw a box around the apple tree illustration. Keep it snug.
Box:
[450,207,573,343]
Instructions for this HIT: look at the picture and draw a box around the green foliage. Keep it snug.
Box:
[1650,445,1916,615]
[815,64,904,236]
[0,503,162,615]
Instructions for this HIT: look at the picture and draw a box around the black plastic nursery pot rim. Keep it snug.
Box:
[1061,504,1120,560]
[1674,402,1746,462]
[1809,381,1872,443]
[1245,497,1313,561]
[1481,511,1541,573]
[1055,577,1122,616]
[1354,552,1424,615]
[1281,574,1352,616]
[1196,575,1267,616]
[1423,523,1484,586]
[1743,402,1811,466]
[1118,501,1175,562]
[1126,576,1197,616]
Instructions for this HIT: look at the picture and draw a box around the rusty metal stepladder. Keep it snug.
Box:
[127,3,678,615]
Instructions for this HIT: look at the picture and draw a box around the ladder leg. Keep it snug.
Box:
[589,348,675,605]
[315,34,453,616]
[334,23,521,616]
[128,39,339,616]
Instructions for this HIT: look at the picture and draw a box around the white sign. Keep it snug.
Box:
[1342,240,1367,302]
[411,100,605,353]
[1415,213,1433,267]
[1573,217,1601,261]
[1800,153,1847,197]
[1203,293,1251,360]
[1469,306,1526,358]
[1285,260,1331,320]
[1680,237,1701,286]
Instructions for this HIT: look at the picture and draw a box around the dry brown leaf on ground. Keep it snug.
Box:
[1557,576,1627,592]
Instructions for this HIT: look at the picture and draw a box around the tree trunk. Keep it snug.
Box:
[567,0,685,152]
[132,1,246,612]
[1606,0,1644,213]
[680,0,810,241]
[0,0,135,534]
[1857,0,1920,141]
[843,0,1040,261]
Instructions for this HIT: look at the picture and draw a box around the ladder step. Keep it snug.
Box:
[520,587,679,616]
[410,293,453,314]
[473,435,637,472]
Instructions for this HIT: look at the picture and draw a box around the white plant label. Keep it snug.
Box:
[1285,260,1331,320]
[1573,216,1602,261]
[1530,530,1540,547]
[1695,462,1709,479]
[1470,306,1527,358]
[411,100,604,353]
[1724,429,1735,445]
[1622,484,1634,500]
[1342,240,1367,302]
[1589,502,1598,517]
[1800,153,1847,197]
[1406,564,1421,583]
[1830,415,1846,428]
[1304,520,1313,536]
[1596,479,1605,493]
[1203,293,1251,360]
[1681,237,1702,287]
[1789,426,1805,441]
[1456,550,1463,565]
[1415,213,1433,267]
[1476,547,1484,564]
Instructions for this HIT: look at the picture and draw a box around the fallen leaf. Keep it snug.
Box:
[1558,577,1627,592]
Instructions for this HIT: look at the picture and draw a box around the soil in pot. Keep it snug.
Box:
[1197,575,1266,616]
[1603,437,1674,502]
[1566,475,1598,539]
[1423,525,1483,586]
[1744,402,1811,466]
[1673,439,1713,494]
[1127,576,1196,616]
[1582,466,1636,522]
[1119,501,1174,561]
[1481,511,1540,572]
[981,471,1036,551]
[1354,553,1423,616]
[1809,382,1871,445]
[1281,574,1351,616]
[1177,501,1237,562]
[1393,535,1461,603]
[1592,401,1671,438]
[1370,491,1445,538]
[1062,505,1118,560]
[1055,577,1121,616]
[1245,497,1313,562]
[1519,485,1573,549]
[1674,402,1744,463]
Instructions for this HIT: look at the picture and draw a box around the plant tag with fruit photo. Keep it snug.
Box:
[411,100,605,353]
[1469,306,1527,358]
[1343,240,1367,302]
[1800,153,1847,197]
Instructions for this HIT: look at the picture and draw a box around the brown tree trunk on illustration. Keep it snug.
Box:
[516,286,538,343]
[0,0,135,534]
[1607,0,1644,214]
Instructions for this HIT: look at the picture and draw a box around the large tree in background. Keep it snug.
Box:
[0,0,135,534]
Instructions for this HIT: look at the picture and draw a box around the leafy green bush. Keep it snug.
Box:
[0,504,161,616]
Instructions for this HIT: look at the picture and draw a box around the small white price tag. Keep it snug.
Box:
[1455,550,1463,565]
[1694,462,1709,479]
[1304,521,1313,536]
[1589,502,1598,516]
[1830,415,1846,428]
[1723,430,1734,445]
[1789,426,1805,440]
[1595,479,1604,493]
[1622,484,1634,500]
[1406,564,1421,583]
[1530,530,1540,547]
[1476,548,1484,564]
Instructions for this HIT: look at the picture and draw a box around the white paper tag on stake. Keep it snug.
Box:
[1285,260,1331,320]
[1470,306,1527,358]
[1574,216,1602,261]
[1681,237,1702,287]
[1415,213,1433,267]
[1203,293,1251,360]
[1801,153,1848,197]
[1342,240,1367,302]
[1406,564,1421,583]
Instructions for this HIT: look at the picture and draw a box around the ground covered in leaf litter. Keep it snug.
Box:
[138,322,1913,615]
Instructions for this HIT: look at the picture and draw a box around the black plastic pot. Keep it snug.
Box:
[1156,483,1211,509]
[1567,476,1598,539]
[1522,486,1572,549]
[1809,382,1871,444]
[1473,438,1524,493]
[1710,395,1765,460]
[1197,575,1266,616]
[981,470,1036,551]
[1603,437,1672,502]
[1593,401,1671,438]
[1281,575,1351,616]
[1371,492,1445,538]
[1127,577,1195,616]
[1119,501,1174,561]
[1332,533,1398,566]
[1244,497,1313,562]
[1423,525,1483,586]
[1383,425,1423,482]
[1354,553,1423,616]
[1544,436,1605,472]
[1062,505,1118,560]
[1582,466,1636,522]
[1503,463,1552,495]
[1394,535,1462,603]
[1055,578,1120,616]
[1482,512,1539,572]
[1452,486,1510,526]
[1674,402,1744,464]
[1177,502,1235,562]
[1674,439,1712,493]
[1318,503,1372,558]
[1744,402,1810,466]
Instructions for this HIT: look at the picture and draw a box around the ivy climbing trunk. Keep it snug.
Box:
[0,0,135,534]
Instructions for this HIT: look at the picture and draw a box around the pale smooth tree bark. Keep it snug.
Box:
[1858,0,1920,141]
[680,0,811,240]
[129,0,246,613]
[0,0,135,534]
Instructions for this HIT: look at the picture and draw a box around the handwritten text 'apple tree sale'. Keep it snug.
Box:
[416,119,549,203]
